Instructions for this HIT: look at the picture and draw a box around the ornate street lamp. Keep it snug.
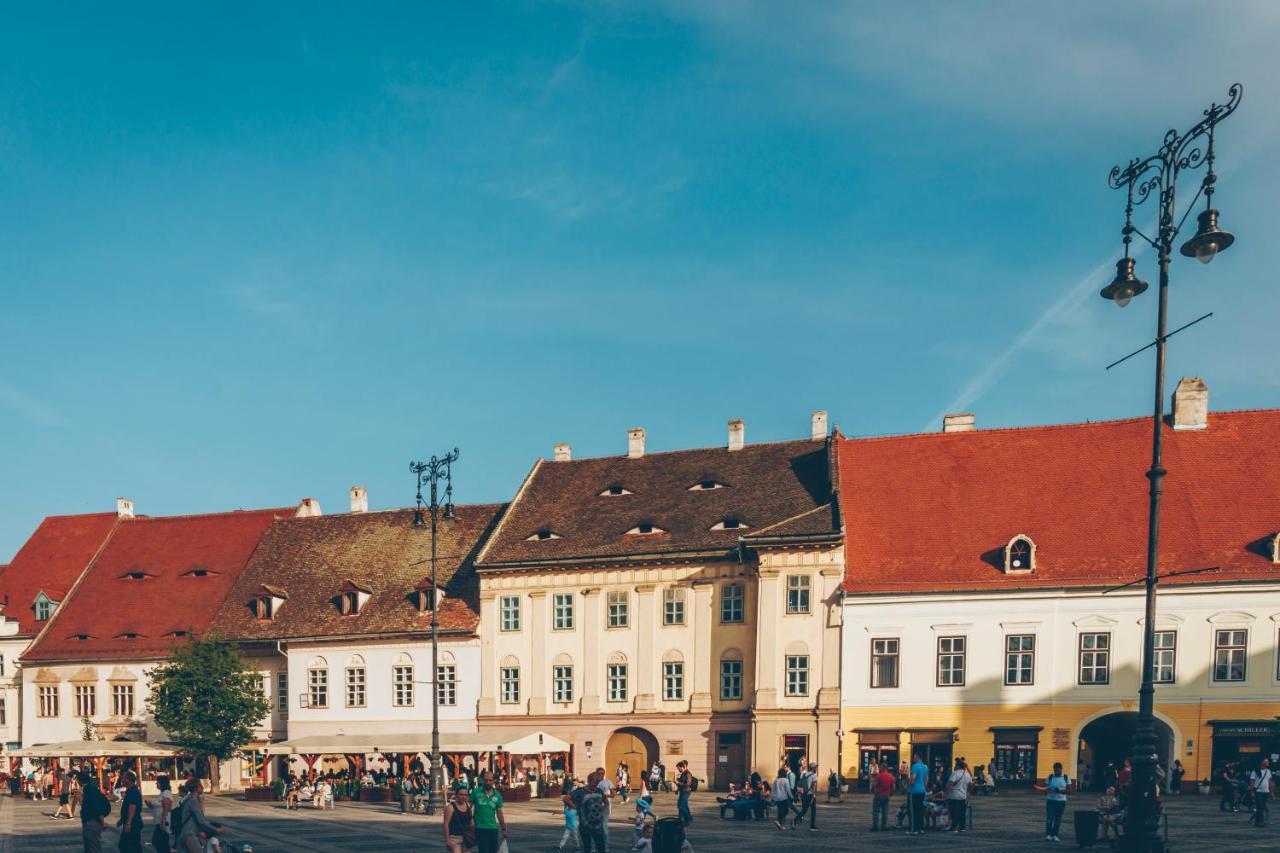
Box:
[410,448,459,816]
[1101,83,1241,853]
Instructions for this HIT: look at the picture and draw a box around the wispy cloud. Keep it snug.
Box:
[0,381,65,427]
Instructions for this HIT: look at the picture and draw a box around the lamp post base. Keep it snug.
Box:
[426,755,444,816]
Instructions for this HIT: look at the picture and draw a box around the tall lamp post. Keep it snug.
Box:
[1100,83,1241,853]
[411,448,459,816]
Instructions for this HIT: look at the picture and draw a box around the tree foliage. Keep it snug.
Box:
[147,635,269,768]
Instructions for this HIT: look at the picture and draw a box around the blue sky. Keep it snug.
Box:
[2,2,1278,559]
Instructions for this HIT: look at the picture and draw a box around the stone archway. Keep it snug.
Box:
[605,727,659,779]
[1077,711,1175,791]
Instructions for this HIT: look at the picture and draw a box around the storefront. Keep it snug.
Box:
[908,728,955,777]
[855,729,901,788]
[991,726,1041,786]
[1210,720,1280,775]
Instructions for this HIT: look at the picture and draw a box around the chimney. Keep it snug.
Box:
[811,410,829,441]
[1171,376,1208,430]
[296,498,322,518]
[116,497,134,519]
[727,419,745,451]
[627,428,646,459]
[943,413,976,433]
[553,443,572,462]
[349,485,368,513]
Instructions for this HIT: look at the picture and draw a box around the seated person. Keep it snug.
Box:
[1097,786,1124,839]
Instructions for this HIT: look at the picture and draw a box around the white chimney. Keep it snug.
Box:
[554,443,572,462]
[627,428,646,459]
[811,410,829,440]
[727,419,745,451]
[1171,376,1208,430]
[295,498,322,518]
[943,413,976,433]
[116,497,134,519]
[349,485,368,513]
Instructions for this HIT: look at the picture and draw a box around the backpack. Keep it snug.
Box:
[652,816,686,853]
[579,790,606,831]
[168,798,186,837]
[85,785,112,821]
[689,774,699,792]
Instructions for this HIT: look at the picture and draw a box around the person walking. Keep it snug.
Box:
[150,775,174,853]
[115,770,143,853]
[871,762,895,832]
[907,753,928,836]
[1249,758,1272,827]
[442,786,474,853]
[617,762,630,804]
[53,766,75,820]
[770,766,794,829]
[1220,762,1239,812]
[174,779,222,853]
[792,763,818,831]
[1169,759,1185,795]
[469,771,508,853]
[555,778,580,853]
[675,760,694,827]
[1044,762,1070,842]
[826,767,842,803]
[572,770,608,853]
[78,773,110,853]
[944,758,972,833]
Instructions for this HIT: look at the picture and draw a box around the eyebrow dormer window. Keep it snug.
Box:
[626,523,666,536]
[1005,535,1037,573]
[167,631,188,639]
[120,572,153,580]
[182,569,218,578]
[710,519,748,531]
[69,634,93,641]
[116,632,142,640]
[689,480,725,491]
[600,485,633,497]
[526,530,561,541]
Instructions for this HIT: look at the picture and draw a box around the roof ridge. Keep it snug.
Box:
[536,436,823,464]
[119,506,295,524]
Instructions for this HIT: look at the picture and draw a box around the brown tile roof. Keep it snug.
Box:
[210,505,504,641]
[477,438,837,568]
[0,513,120,637]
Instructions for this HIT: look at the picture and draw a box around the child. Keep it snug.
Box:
[633,823,695,852]
[557,789,580,852]
[633,796,654,844]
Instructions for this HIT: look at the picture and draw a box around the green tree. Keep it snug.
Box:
[146,635,269,793]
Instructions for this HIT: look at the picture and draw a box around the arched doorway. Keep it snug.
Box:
[1077,712,1174,791]
[606,727,659,780]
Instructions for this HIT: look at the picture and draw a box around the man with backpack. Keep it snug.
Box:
[78,772,111,853]
[792,762,818,831]
[572,770,609,853]
[675,760,695,826]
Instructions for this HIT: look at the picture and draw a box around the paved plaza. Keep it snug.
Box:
[2,789,1277,853]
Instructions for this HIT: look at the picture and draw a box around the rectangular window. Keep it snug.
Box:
[250,674,266,701]
[1213,629,1248,682]
[720,659,743,700]
[393,665,416,707]
[786,575,811,614]
[500,595,521,632]
[74,684,95,718]
[607,591,629,628]
[663,587,686,626]
[308,667,329,709]
[785,655,810,696]
[937,636,966,687]
[663,662,685,700]
[277,671,288,716]
[112,684,135,717]
[345,667,367,708]
[0,654,4,676]
[553,665,574,703]
[1153,631,1177,684]
[607,663,629,702]
[871,638,900,688]
[1078,633,1111,685]
[1005,635,1035,685]
[436,665,456,707]
[38,685,59,718]
[553,593,574,630]
[500,666,521,704]
[721,583,745,623]
[0,697,5,726]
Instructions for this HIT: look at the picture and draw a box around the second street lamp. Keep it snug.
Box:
[1100,83,1241,853]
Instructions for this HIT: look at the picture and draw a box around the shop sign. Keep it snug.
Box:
[1214,724,1277,738]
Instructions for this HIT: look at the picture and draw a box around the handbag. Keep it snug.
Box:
[496,841,509,853]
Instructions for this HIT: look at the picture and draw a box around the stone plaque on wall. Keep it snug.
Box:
[1052,728,1071,749]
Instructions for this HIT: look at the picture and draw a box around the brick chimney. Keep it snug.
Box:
[943,413,976,433]
[1171,376,1208,430]
[554,443,572,462]
[628,428,646,459]
[116,497,134,519]
[811,410,829,440]
[727,419,745,451]
[349,485,368,513]
[296,498,322,518]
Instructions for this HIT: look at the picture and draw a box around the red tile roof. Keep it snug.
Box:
[0,513,119,637]
[22,508,292,662]
[840,410,1280,594]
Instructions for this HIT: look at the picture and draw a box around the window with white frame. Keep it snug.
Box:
[393,664,415,707]
[721,583,744,623]
[1153,631,1177,684]
[785,654,810,696]
[607,658,628,702]
[553,593,574,630]
[436,665,456,707]
[720,657,743,701]
[871,638,899,688]
[607,591,629,628]
[277,671,288,716]
[786,576,811,614]
[1213,629,1247,682]
[553,662,574,703]
[1078,633,1111,684]
[346,665,367,708]
[500,664,521,704]
[34,593,55,622]
[500,595,521,631]
[937,636,966,687]
[38,685,59,717]
[74,684,96,717]
[663,661,685,701]
[1005,635,1035,685]
[308,663,329,708]
[663,587,686,626]
[112,683,135,717]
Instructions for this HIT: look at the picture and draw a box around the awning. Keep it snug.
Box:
[13,740,184,759]
[263,730,570,756]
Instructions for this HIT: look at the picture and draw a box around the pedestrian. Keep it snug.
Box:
[675,760,694,827]
[151,774,174,853]
[898,760,910,794]
[907,752,928,836]
[792,762,818,831]
[871,762,895,832]
[1220,762,1239,812]
[53,766,75,820]
[657,761,669,793]
[1250,758,1272,827]
[617,762,630,803]
[175,780,223,853]
[442,785,474,853]
[826,767,842,803]
[78,772,111,853]
[944,757,972,833]
[770,766,794,830]
[468,770,508,853]
[555,778,580,852]
[115,770,144,853]
[1044,761,1070,842]
[573,770,608,853]
[1117,759,1133,806]
[1170,759,1185,795]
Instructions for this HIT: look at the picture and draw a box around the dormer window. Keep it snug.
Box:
[182,568,218,578]
[69,633,94,641]
[1271,532,1280,564]
[1004,535,1037,574]
[251,585,288,620]
[120,572,153,580]
[626,523,666,536]
[710,519,748,531]
[115,632,143,640]
[340,591,359,614]
[689,480,725,491]
[526,529,561,541]
[335,580,372,616]
[34,593,57,622]
[167,631,189,639]
[600,485,633,497]
[414,578,442,612]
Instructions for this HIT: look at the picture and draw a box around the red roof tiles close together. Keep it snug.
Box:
[0,513,119,637]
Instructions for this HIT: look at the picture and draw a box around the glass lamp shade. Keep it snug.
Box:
[1179,209,1234,264]
[1100,257,1149,308]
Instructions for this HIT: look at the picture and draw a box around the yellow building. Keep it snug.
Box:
[837,384,1280,790]
[474,416,843,786]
